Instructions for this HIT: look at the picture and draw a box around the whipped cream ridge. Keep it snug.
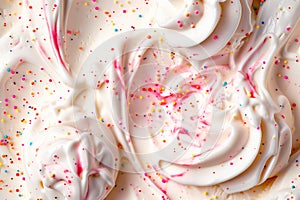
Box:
[1,0,300,199]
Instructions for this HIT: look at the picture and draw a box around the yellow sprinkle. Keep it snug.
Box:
[66,132,71,136]
[119,3,123,7]
[283,60,288,64]
[139,96,143,100]
[272,135,276,139]
[214,195,218,199]
[0,162,3,167]
[208,198,213,200]
[230,51,234,55]
[256,25,260,29]
[15,109,19,113]
[112,22,115,26]
[159,129,164,133]
[1,119,4,123]
[131,9,135,12]
[84,2,88,6]
[277,73,282,77]
[39,181,44,189]
[159,37,163,43]
[114,0,119,4]
[203,191,208,196]
[247,93,252,97]
[157,109,161,112]
[50,174,55,178]
[191,154,195,157]
[127,1,131,4]
[151,109,155,112]
[172,101,176,105]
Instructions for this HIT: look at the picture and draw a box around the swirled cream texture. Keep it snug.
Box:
[1,0,300,200]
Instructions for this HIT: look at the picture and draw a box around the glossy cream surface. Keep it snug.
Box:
[1,0,300,199]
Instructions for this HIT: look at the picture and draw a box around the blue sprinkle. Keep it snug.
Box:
[222,82,228,87]
[292,185,296,189]
[7,68,11,72]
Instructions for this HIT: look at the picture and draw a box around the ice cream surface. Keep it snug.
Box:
[1,0,300,199]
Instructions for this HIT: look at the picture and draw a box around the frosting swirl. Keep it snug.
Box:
[24,117,119,200]
[1,0,300,199]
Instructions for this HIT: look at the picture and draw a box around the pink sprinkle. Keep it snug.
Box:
[195,10,199,15]
[283,75,289,79]
[213,35,218,40]
[21,77,26,81]
[162,179,167,183]
[67,30,72,34]
[12,95,16,98]
[286,27,291,31]
[95,6,99,10]
[295,38,299,42]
